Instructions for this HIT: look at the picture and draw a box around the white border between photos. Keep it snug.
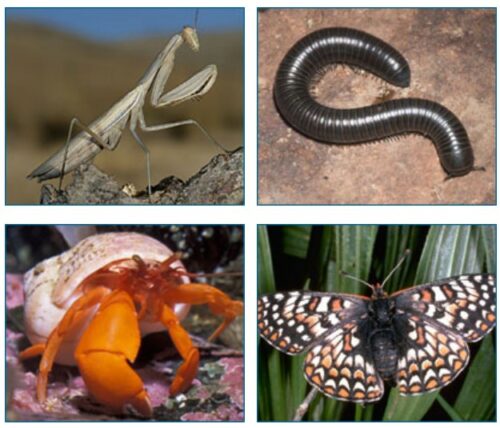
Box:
[1,0,499,427]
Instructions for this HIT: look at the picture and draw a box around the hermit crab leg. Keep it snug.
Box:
[19,286,111,403]
[75,289,152,417]
[18,343,46,359]
[160,304,200,395]
[167,283,243,341]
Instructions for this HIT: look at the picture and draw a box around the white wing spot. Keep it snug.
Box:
[482,309,492,319]
[325,378,336,389]
[424,369,437,383]
[409,375,422,386]
[353,381,366,392]
[354,354,364,367]
[438,367,451,378]
[409,329,418,341]
[426,305,436,317]
[327,314,340,325]
[432,286,447,302]
[339,378,350,389]
[407,348,417,361]
[316,298,329,312]
[351,335,360,347]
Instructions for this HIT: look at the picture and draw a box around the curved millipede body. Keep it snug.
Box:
[274,27,475,177]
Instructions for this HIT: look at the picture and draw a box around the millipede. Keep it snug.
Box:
[274,27,478,177]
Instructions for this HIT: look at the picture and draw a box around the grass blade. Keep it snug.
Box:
[453,335,495,421]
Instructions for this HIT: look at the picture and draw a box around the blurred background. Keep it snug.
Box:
[6,8,244,204]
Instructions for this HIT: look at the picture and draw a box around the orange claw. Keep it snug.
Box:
[166,283,243,342]
[75,290,152,417]
[20,286,112,403]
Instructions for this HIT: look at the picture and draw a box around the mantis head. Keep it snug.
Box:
[182,26,200,52]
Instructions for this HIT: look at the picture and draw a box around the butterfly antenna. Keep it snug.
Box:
[339,271,374,292]
[380,249,411,289]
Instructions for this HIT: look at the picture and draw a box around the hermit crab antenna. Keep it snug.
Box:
[380,249,411,289]
[340,271,375,292]
[158,252,183,273]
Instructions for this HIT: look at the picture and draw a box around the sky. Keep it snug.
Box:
[6,8,244,42]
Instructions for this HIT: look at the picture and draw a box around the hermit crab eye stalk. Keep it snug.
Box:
[132,254,148,273]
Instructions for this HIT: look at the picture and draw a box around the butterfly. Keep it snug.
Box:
[258,272,496,403]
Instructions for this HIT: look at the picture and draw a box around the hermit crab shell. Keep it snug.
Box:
[23,232,190,365]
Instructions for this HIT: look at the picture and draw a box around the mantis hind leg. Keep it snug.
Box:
[59,118,107,191]
[139,115,230,153]
[129,128,152,201]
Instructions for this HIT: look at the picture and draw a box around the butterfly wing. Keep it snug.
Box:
[394,274,496,342]
[391,274,496,396]
[258,291,368,355]
[304,320,385,403]
[258,291,384,403]
[392,312,470,395]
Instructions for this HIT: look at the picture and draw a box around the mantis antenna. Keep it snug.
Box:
[194,8,199,29]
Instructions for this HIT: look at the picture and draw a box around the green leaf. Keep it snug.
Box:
[436,395,463,421]
[306,226,334,290]
[453,335,495,421]
[289,354,308,415]
[381,225,423,294]
[267,350,288,420]
[258,226,276,294]
[480,225,496,271]
[334,225,378,294]
[282,225,312,259]
[383,389,438,421]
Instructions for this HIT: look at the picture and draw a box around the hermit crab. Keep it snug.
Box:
[19,232,243,417]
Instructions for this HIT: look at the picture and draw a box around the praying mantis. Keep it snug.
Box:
[27,18,227,200]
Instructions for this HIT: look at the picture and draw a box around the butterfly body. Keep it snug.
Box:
[258,274,496,403]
